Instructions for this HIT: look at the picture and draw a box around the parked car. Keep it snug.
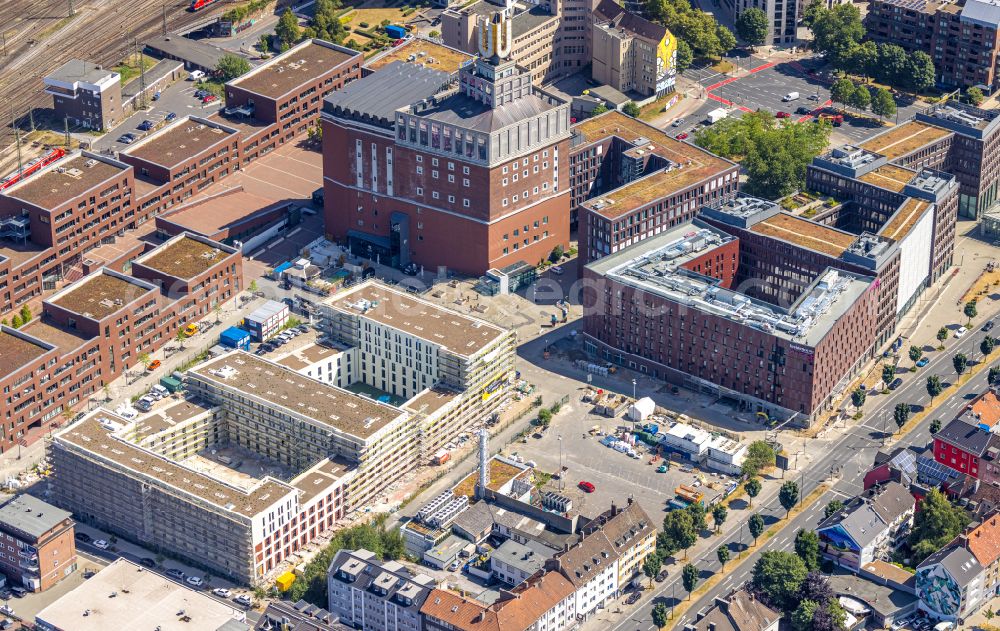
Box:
[916,357,930,368]
[956,326,969,338]
[165,112,177,122]
[93,539,109,550]
[775,111,791,119]
[985,320,996,332]
[625,591,642,605]
[202,94,218,104]
[676,132,689,140]
[671,117,685,127]
[136,400,152,412]
[152,91,161,101]
[9,587,25,598]
[213,588,232,598]
[656,569,668,582]
[578,481,596,493]
[550,265,564,275]
[165,568,186,580]
[75,532,92,543]
[796,106,812,115]
[808,93,821,100]
[194,89,209,98]
[889,378,902,390]
[147,360,161,371]
[234,594,252,607]
[117,133,136,144]
[186,576,204,588]
[137,120,154,131]
[188,70,206,81]
[139,557,156,568]
[0,605,13,617]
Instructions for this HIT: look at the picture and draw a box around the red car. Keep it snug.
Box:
[202,94,218,104]
[676,132,689,140]
[578,481,596,493]
[775,111,791,118]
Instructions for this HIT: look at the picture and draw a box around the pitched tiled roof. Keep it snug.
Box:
[555,501,654,586]
[593,0,668,42]
[684,590,781,631]
[421,572,574,631]
[966,514,1000,567]
[965,389,1000,429]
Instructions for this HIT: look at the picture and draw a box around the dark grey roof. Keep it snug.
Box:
[421,91,559,133]
[827,572,918,618]
[962,0,1000,28]
[327,549,434,609]
[216,620,252,631]
[255,600,351,631]
[145,35,228,72]
[461,2,557,37]
[937,418,992,456]
[47,60,115,85]
[324,61,450,128]
[491,539,552,575]
[919,544,983,586]
[816,482,913,549]
[0,495,72,541]
[593,0,668,42]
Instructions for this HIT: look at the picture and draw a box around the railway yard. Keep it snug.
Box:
[0,0,240,173]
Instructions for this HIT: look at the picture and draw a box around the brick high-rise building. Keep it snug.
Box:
[322,13,572,275]
[866,0,1000,92]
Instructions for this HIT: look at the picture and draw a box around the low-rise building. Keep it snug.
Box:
[0,495,76,592]
[327,548,435,631]
[491,539,553,586]
[256,600,351,631]
[244,300,289,342]
[816,481,915,571]
[661,422,713,461]
[43,60,122,131]
[683,590,781,631]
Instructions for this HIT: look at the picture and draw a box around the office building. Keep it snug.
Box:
[591,0,677,98]
[0,495,76,592]
[729,0,798,45]
[43,60,122,131]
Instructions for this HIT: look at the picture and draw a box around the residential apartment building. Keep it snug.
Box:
[866,0,1000,92]
[933,418,992,478]
[581,218,879,423]
[43,60,122,131]
[256,600,351,631]
[322,24,572,276]
[728,0,798,45]
[591,0,677,98]
[684,591,781,631]
[0,495,76,592]
[327,548,435,631]
[318,281,516,456]
[570,111,739,258]
[816,481,915,571]
[917,514,1000,622]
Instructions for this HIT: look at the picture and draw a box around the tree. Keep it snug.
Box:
[968,86,986,106]
[792,600,819,631]
[809,4,865,69]
[651,603,669,629]
[138,352,152,369]
[716,26,736,55]
[10,314,21,329]
[881,363,896,388]
[909,345,923,364]
[893,402,910,432]
[248,279,258,293]
[930,418,942,434]
[276,8,302,47]
[661,509,698,558]
[830,77,855,111]
[216,53,251,81]
[643,554,662,587]
[802,0,825,28]
[258,34,271,54]
[926,374,943,402]
[717,544,731,569]
[751,550,808,612]
[794,529,821,571]
[19,304,31,325]
[871,87,897,122]
[909,488,971,564]
[905,51,936,93]
[965,299,979,324]
[591,103,609,117]
[681,563,699,599]
[937,326,950,346]
[851,387,866,408]
[876,43,909,87]
[309,0,347,44]
[848,84,871,112]
[991,365,1000,385]
[741,440,776,477]
[824,500,844,519]
[687,501,708,532]
[954,352,969,379]
[536,408,552,427]
[735,8,768,49]
[712,504,728,532]
[175,329,188,349]
[675,39,693,73]
[745,477,762,507]
[622,101,641,118]
[848,41,878,80]
[779,481,799,517]
[748,513,765,545]
[982,335,996,358]
[428,29,441,38]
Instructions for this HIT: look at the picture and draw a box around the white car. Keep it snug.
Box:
[93,539,109,549]
[186,576,204,587]
[212,588,232,598]
[0,605,13,616]
[234,594,252,607]
[955,326,969,338]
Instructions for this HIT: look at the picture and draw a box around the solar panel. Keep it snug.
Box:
[917,455,961,485]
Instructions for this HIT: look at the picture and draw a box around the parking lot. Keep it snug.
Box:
[509,397,735,526]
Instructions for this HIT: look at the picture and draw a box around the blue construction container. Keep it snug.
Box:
[219,326,251,351]
[385,24,407,39]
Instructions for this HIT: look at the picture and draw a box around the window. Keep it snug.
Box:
[432,157,439,166]
[513,194,519,202]
[503,178,508,186]
[503,166,508,174]
[416,166,423,175]
[503,198,509,207]
[432,170,438,179]
[448,174,455,183]
[432,191,440,199]
[448,161,455,171]
[448,194,455,203]
[416,187,423,195]
[463,178,470,187]
[463,166,470,175]
[463,198,470,207]
[416,155,423,163]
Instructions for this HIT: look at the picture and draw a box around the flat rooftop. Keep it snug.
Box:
[365,39,472,74]
[132,398,217,443]
[589,221,874,346]
[0,329,51,378]
[135,234,232,280]
[206,111,274,141]
[858,163,916,193]
[20,319,94,352]
[404,387,459,415]
[750,212,857,258]
[4,154,127,210]
[574,112,733,217]
[273,341,345,372]
[36,558,246,631]
[57,413,294,518]
[158,188,281,238]
[190,352,406,440]
[860,121,953,159]
[453,457,527,498]
[230,40,357,99]
[290,458,352,503]
[0,494,72,540]
[123,119,236,170]
[880,197,932,242]
[324,282,507,356]
[0,239,47,269]
[49,271,153,320]
[45,59,116,85]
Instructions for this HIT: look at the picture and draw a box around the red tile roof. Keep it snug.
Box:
[967,515,1000,567]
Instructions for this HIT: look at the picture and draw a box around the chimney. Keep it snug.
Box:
[610,501,618,516]
[708,624,716,631]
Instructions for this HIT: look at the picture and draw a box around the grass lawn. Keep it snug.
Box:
[639,93,684,121]
[711,60,735,73]
[115,53,159,86]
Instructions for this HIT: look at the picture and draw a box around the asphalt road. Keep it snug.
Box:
[601,318,998,631]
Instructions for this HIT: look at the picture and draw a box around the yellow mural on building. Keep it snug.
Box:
[655,28,678,95]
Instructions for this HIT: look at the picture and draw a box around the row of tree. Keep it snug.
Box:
[830,78,897,121]
[276,0,348,50]
[1,305,32,329]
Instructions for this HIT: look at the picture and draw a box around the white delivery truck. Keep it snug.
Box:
[782,91,800,101]
[706,107,729,124]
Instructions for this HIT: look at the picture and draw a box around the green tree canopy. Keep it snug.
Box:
[965,300,979,323]
[882,363,896,387]
[871,87,897,121]
[848,41,878,79]
[792,600,819,631]
[909,345,923,363]
[652,602,669,629]
[735,8,768,48]
[893,402,910,432]
[937,326,950,343]
[310,0,347,44]
[968,86,986,106]
[622,101,641,118]
[216,53,252,81]
[681,563,699,598]
[830,77,855,109]
[926,374,943,401]
[717,544,730,568]
[643,554,662,586]
[990,365,1000,385]
[779,480,799,516]
[745,477,762,506]
[954,353,969,378]
[676,39,694,73]
[276,8,302,47]
[687,501,708,532]
[712,504,728,532]
[739,439,777,477]
[905,51,936,93]
[824,500,844,519]
[930,418,942,434]
[660,509,698,557]
[908,488,970,564]
[591,103,609,116]
[877,43,909,86]
[644,0,735,58]
[851,387,866,408]
[982,336,995,357]
[751,550,808,611]
[848,84,871,111]
[748,513,765,544]
[809,3,864,68]
[794,529,821,571]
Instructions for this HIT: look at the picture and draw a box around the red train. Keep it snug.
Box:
[0,148,66,191]
[189,0,222,11]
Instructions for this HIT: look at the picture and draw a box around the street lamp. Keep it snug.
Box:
[557,435,563,491]
[632,378,637,401]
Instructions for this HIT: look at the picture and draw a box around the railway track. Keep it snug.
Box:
[0,0,234,150]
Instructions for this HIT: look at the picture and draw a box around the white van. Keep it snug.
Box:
[188,70,206,81]
[782,92,800,102]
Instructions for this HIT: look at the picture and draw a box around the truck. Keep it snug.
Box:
[782,91,800,102]
[706,108,729,124]
[816,113,844,127]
